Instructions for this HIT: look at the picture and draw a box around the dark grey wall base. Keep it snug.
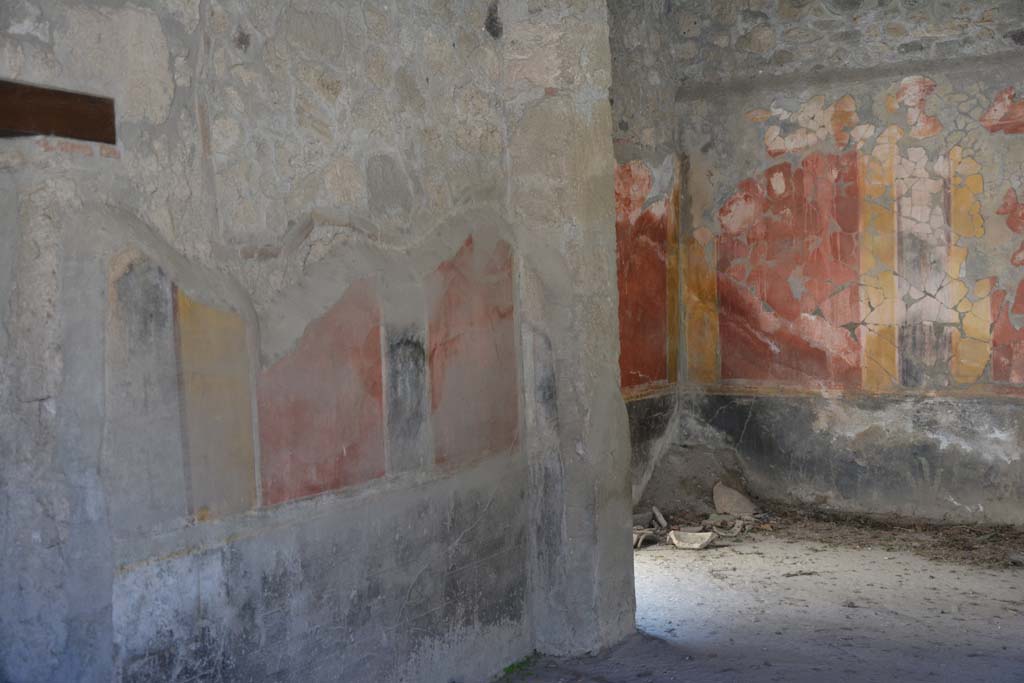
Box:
[686,392,1024,524]
[626,392,677,505]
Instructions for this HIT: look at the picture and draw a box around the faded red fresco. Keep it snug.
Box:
[990,194,1024,384]
[997,188,1024,266]
[258,279,385,505]
[428,236,518,467]
[991,285,1024,384]
[981,87,1024,134]
[615,161,669,390]
[717,151,862,387]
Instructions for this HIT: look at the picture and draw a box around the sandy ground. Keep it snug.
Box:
[497,531,1024,682]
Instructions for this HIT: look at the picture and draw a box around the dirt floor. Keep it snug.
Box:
[748,504,1024,569]
[496,511,1024,682]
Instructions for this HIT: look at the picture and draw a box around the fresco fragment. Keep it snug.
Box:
[716,151,861,388]
[761,95,860,158]
[895,76,943,139]
[615,161,673,391]
[683,235,719,384]
[895,146,953,388]
[428,236,518,466]
[258,279,385,505]
[981,87,1024,135]
[947,146,991,385]
[858,127,900,390]
[992,287,1024,384]
[105,256,187,536]
[678,79,1024,397]
[997,188,1024,265]
[105,254,258,529]
[666,160,682,383]
[175,289,257,519]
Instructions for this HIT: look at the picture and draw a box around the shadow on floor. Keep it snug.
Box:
[496,536,1024,682]
[498,630,1024,682]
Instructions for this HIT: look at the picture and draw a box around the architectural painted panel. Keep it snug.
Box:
[717,152,861,388]
[104,255,188,537]
[427,236,517,466]
[174,288,256,518]
[673,78,1024,396]
[105,253,258,530]
[614,160,679,393]
[258,279,385,505]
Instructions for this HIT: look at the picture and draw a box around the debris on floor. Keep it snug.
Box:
[652,506,668,529]
[632,510,766,550]
[633,510,653,528]
[713,481,758,516]
[667,530,715,549]
[635,489,1024,570]
[764,504,1024,569]
[632,482,769,550]
[632,528,658,549]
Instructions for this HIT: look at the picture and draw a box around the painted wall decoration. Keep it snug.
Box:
[258,278,386,505]
[614,159,680,394]
[105,253,256,532]
[716,150,861,386]
[174,287,257,519]
[108,234,522,514]
[105,255,189,537]
[428,235,518,466]
[103,227,527,522]
[678,75,1024,395]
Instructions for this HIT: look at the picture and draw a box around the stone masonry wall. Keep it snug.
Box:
[0,1,634,681]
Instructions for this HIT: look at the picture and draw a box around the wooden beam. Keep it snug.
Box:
[0,79,116,144]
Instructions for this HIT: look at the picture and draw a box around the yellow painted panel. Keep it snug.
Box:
[947,147,991,386]
[951,333,991,385]
[684,236,719,385]
[859,151,898,391]
[864,325,898,391]
[175,288,256,519]
[963,307,991,341]
[666,157,682,383]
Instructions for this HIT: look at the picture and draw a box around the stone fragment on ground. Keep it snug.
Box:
[633,510,654,528]
[633,528,658,548]
[713,481,758,516]
[667,530,715,549]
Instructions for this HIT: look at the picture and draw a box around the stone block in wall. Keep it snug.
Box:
[258,278,385,505]
[174,287,257,519]
[427,235,517,467]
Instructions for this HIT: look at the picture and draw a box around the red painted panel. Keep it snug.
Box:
[1012,280,1024,317]
[716,151,861,388]
[997,188,1024,266]
[615,161,669,389]
[991,286,1024,384]
[428,236,518,467]
[258,279,384,505]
